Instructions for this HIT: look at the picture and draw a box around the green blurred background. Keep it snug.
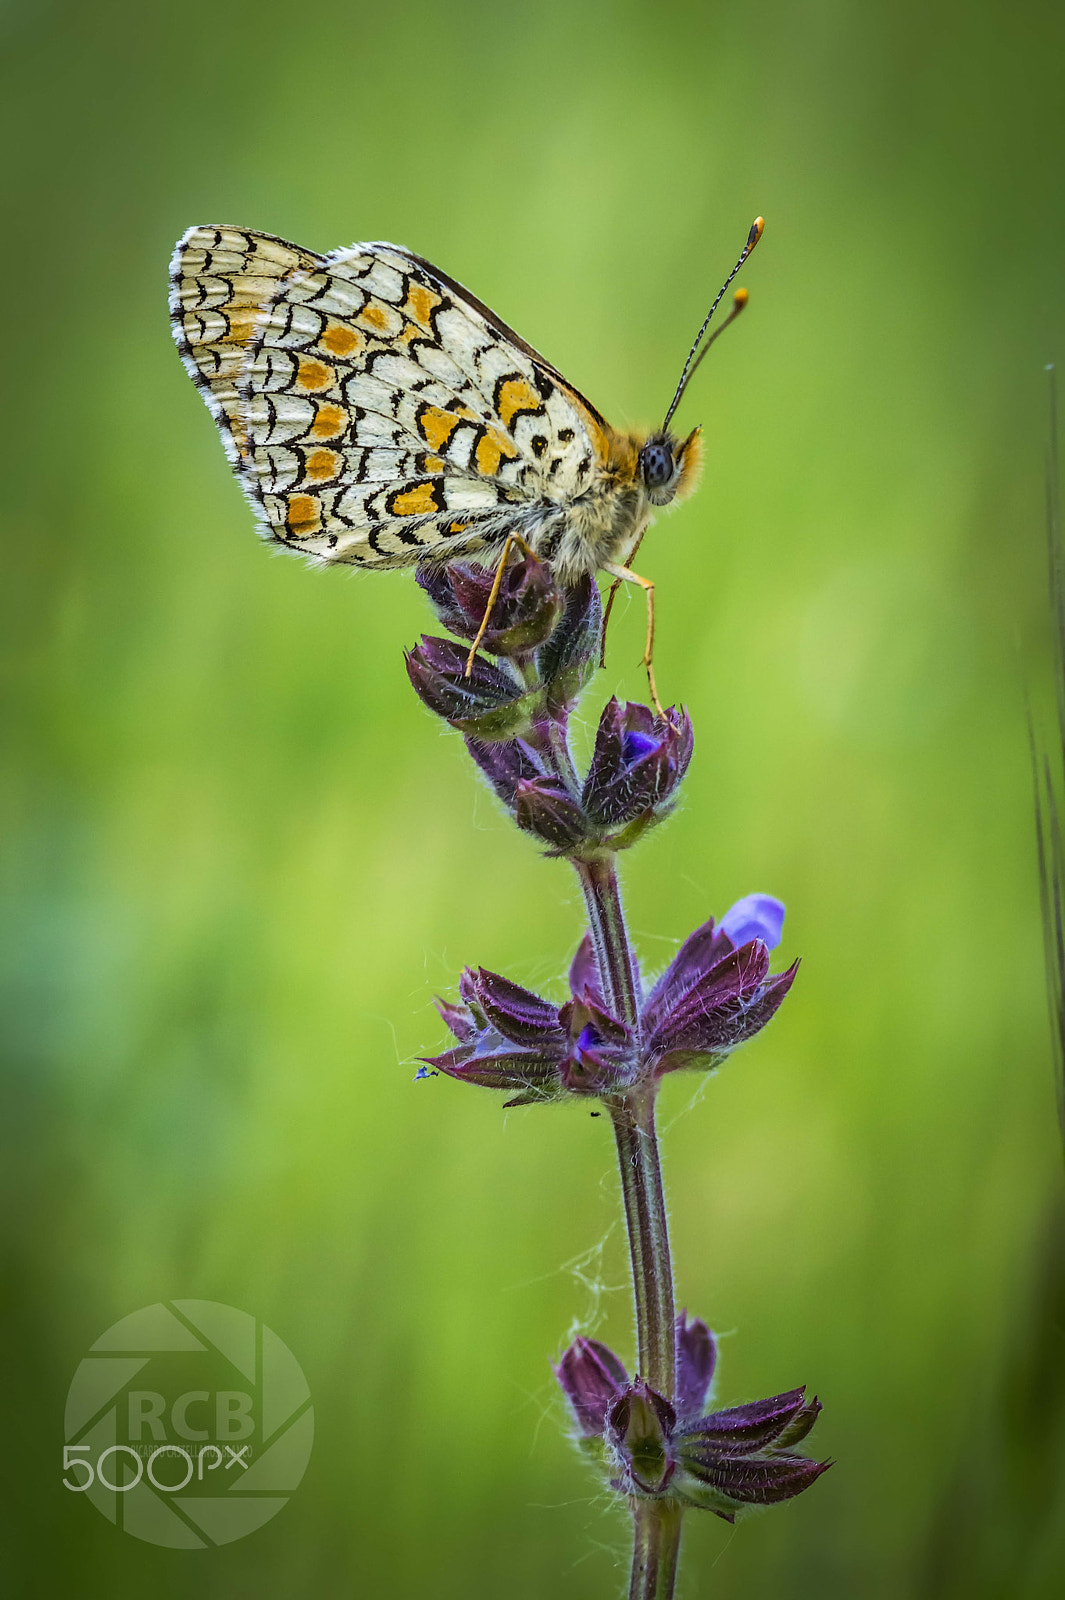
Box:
[3,0,1064,1593]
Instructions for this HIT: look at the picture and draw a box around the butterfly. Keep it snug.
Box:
[169,218,762,708]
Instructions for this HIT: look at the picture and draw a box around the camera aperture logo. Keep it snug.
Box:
[63,1300,313,1548]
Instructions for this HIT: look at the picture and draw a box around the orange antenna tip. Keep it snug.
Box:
[733,287,749,309]
[749,217,765,249]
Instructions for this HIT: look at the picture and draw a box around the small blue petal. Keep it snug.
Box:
[621,730,660,764]
[413,1066,438,1081]
[720,893,785,951]
[577,1023,603,1052]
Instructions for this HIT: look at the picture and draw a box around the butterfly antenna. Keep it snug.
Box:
[661,217,764,432]
[680,287,750,390]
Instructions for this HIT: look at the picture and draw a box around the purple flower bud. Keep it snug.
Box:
[642,917,737,1034]
[675,1311,718,1422]
[641,900,797,1075]
[465,738,599,856]
[675,1446,831,1516]
[554,1337,628,1436]
[434,996,478,1043]
[607,1381,677,1495]
[427,895,794,1106]
[644,942,798,1071]
[673,1384,829,1519]
[405,635,538,739]
[582,699,694,834]
[414,560,599,733]
[568,933,606,1010]
[463,967,564,1046]
[458,966,489,1029]
[417,557,564,656]
[558,993,637,1092]
[719,893,785,951]
[421,1042,564,1106]
[464,736,547,807]
[514,777,590,851]
[535,577,602,714]
[554,1315,828,1518]
[559,994,631,1052]
[427,954,636,1106]
[773,1395,824,1450]
[684,1388,812,1452]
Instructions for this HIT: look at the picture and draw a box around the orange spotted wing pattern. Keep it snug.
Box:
[170,227,612,568]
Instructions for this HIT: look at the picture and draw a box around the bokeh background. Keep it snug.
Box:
[3,0,1065,1593]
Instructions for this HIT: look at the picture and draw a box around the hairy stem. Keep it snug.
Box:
[573,854,640,1026]
[628,1498,684,1600]
[573,854,683,1598]
[612,1090,682,1599]
[543,713,582,797]
[609,1086,676,1397]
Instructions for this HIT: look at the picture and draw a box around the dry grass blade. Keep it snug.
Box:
[1032,368,1065,1152]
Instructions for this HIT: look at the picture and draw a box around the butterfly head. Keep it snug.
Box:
[638,428,703,507]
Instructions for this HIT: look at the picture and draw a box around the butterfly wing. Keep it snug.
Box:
[171,228,615,568]
[169,226,322,465]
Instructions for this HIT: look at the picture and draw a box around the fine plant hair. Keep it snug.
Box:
[407,555,829,1597]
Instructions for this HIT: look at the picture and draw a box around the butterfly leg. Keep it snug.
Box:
[599,530,647,670]
[603,562,662,715]
[599,577,623,669]
[464,533,537,675]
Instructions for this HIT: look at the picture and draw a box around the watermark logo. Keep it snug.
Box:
[63,1300,313,1547]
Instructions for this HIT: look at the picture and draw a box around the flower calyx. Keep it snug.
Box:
[554,1312,830,1520]
[407,557,690,855]
[422,960,638,1107]
[466,696,694,859]
[406,560,599,742]
[423,895,797,1105]
[580,697,694,847]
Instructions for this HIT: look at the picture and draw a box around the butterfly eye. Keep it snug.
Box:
[640,440,675,492]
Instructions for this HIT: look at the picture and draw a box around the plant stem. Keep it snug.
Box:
[543,713,582,797]
[574,854,640,1026]
[609,1086,675,1398]
[629,1498,684,1600]
[573,854,683,1598]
